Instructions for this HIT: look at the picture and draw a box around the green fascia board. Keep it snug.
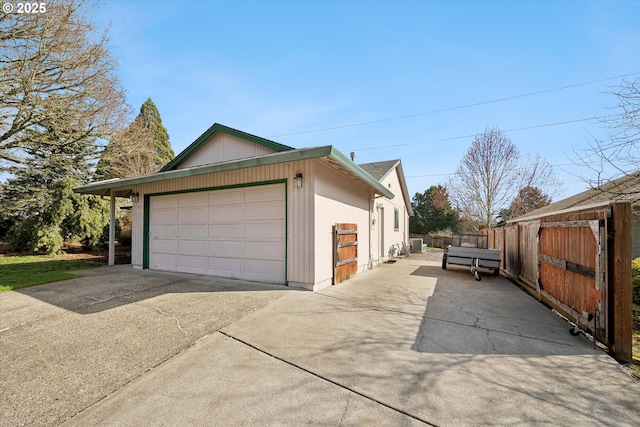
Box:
[75,145,394,199]
[327,147,394,198]
[161,123,294,172]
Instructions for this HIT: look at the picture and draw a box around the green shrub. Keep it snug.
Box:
[632,258,640,305]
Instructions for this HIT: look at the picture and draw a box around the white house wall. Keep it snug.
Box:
[375,168,409,260]
[314,162,372,290]
[175,133,278,169]
[129,160,316,289]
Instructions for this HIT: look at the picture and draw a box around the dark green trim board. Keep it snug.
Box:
[161,123,294,172]
[144,180,288,285]
[143,194,150,269]
[144,179,286,198]
[284,178,289,286]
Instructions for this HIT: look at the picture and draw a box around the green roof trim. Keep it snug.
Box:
[160,123,294,172]
[75,145,394,199]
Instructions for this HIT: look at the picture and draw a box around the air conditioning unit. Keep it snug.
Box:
[410,238,423,252]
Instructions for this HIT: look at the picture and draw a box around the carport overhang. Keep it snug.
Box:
[75,146,395,266]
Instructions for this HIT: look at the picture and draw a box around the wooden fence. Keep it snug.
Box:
[482,202,633,362]
[409,234,452,249]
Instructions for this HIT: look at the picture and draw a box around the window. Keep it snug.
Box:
[394,208,399,231]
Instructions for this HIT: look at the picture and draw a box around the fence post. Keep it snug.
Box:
[609,203,632,362]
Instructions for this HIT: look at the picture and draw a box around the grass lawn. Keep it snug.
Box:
[0,256,104,291]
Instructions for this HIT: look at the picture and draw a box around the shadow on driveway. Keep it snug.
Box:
[0,265,293,427]
[410,264,593,356]
[13,264,288,314]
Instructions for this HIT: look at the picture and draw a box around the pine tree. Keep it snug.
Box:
[0,131,108,253]
[96,98,174,179]
[140,98,174,169]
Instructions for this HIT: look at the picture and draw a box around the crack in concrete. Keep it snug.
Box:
[339,391,352,425]
[486,329,498,353]
[151,306,188,337]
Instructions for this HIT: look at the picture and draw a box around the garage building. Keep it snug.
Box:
[76,123,412,291]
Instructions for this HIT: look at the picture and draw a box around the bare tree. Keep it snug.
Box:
[0,0,129,168]
[448,127,560,229]
[572,77,640,198]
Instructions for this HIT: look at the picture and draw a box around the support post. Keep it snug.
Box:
[109,190,116,266]
[609,202,632,362]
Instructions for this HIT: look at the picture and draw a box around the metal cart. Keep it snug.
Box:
[441,234,501,281]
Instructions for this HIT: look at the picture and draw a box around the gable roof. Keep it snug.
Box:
[359,160,400,181]
[160,123,294,172]
[360,159,413,216]
[510,172,640,222]
[76,145,394,199]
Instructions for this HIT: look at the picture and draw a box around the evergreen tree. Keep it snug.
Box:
[96,98,174,179]
[0,133,109,253]
[139,98,175,168]
[0,125,97,226]
[410,185,461,234]
[498,186,551,224]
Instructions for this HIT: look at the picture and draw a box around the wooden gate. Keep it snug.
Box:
[538,219,607,342]
[333,223,358,285]
[482,202,632,362]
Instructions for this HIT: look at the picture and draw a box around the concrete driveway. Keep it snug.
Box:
[2,258,639,426]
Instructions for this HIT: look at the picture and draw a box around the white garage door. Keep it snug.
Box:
[149,183,286,284]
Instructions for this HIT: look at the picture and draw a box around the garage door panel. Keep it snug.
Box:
[152,196,178,209]
[209,189,244,205]
[179,193,208,207]
[178,224,208,239]
[178,240,208,255]
[243,259,284,282]
[245,202,284,221]
[150,253,177,270]
[208,241,243,258]
[178,206,209,223]
[151,239,177,253]
[152,208,178,225]
[244,221,285,240]
[209,205,244,222]
[245,185,284,203]
[209,224,243,239]
[208,257,243,278]
[244,241,285,260]
[177,254,207,271]
[151,226,177,239]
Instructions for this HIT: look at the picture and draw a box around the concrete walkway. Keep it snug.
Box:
[2,258,639,426]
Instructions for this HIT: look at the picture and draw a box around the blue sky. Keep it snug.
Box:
[93,0,640,200]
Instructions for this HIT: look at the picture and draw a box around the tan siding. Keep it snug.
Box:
[176,133,277,169]
[132,161,315,288]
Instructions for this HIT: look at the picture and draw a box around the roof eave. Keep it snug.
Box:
[327,147,394,198]
[75,145,394,199]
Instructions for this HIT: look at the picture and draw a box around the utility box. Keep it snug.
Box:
[410,238,423,252]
